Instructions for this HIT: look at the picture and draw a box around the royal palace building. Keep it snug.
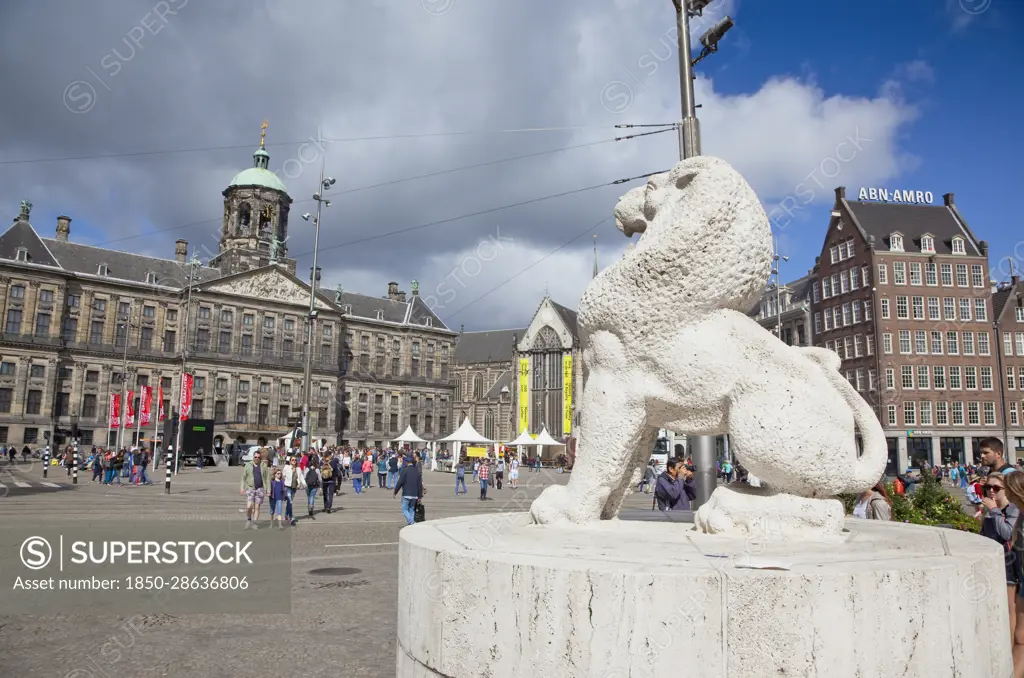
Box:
[0,137,455,451]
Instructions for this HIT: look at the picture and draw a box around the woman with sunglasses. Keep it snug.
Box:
[978,472,1021,648]
[998,471,1024,676]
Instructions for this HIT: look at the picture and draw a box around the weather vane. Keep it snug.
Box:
[260,120,268,148]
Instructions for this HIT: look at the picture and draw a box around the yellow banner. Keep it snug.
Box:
[466,446,488,458]
[563,355,573,434]
[518,358,529,434]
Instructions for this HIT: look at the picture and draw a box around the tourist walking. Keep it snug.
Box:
[320,456,336,514]
[997,472,1024,676]
[361,455,373,490]
[495,457,505,490]
[455,461,467,495]
[508,458,519,489]
[478,458,490,500]
[268,468,287,530]
[304,460,321,518]
[388,453,399,489]
[281,456,305,526]
[240,449,271,530]
[393,453,425,526]
[377,455,388,488]
[641,461,657,494]
[351,452,363,494]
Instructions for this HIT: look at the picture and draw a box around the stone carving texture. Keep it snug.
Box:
[206,270,328,309]
[529,156,887,537]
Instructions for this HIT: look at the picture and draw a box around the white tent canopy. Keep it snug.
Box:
[506,429,536,446]
[393,425,427,444]
[437,417,494,444]
[534,427,565,446]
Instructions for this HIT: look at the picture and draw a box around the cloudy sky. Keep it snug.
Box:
[1,0,1021,331]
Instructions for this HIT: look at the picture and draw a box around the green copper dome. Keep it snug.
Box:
[229,146,288,195]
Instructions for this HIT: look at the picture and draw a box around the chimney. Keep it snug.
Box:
[834,187,846,203]
[175,239,188,263]
[980,240,989,256]
[387,281,399,300]
[943,192,954,206]
[396,290,406,303]
[56,215,71,242]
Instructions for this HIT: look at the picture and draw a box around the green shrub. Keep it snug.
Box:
[838,472,979,533]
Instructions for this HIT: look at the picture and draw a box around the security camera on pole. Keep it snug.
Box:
[300,159,335,454]
[671,0,734,509]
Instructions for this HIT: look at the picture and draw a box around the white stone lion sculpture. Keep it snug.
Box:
[529,156,887,538]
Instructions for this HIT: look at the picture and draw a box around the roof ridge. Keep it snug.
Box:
[43,238,220,270]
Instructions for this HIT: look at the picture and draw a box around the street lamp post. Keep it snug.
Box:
[671,0,734,509]
[773,239,789,341]
[173,252,201,475]
[115,306,133,453]
[301,158,335,453]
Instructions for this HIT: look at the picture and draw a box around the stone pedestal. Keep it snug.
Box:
[397,514,1010,677]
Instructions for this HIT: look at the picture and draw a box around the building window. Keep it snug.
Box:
[195,329,210,352]
[981,366,993,390]
[887,404,897,426]
[934,366,946,389]
[965,366,978,390]
[959,298,972,322]
[262,336,274,353]
[914,330,927,354]
[927,297,940,320]
[139,327,153,349]
[943,297,956,320]
[34,312,51,336]
[978,332,990,356]
[411,358,420,377]
[930,331,943,354]
[921,236,935,254]
[5,309,22,334]
[925,263,938,286]
[967,402,980,426]
[880,298,890,319]
[951,402,964,425]
[82,394,97,419]
[936,401,948,425]
[163,330,176,353]
[1018,332,1024,356]
[882,333,893,354]
[9,284,25,299]
[876,264,888,285]
[284,318,295,331]
[26,390,42,415]
[955,264,969,287]
[893,262,906,285]
[909,263,922,286]
[952,237,966,255]
[238,381,249,394]
[890,234,904,252]
[896,296,908,319]
[236,402,248,423]
[89,321,104,345]
[1011,402,1019,427]
[917,365,930,389]
[912,297,924,319]
[391,357,399,375]
[920,401,932,425]
[940,264,953,286]
[29,364,45,379]
[898,331,911,354]
[24,428,38,444]
[901,366,914,389]
[264,316,275,329]
[812,283,820,303]
[903,401,916,425]
[950,366,962,389]
[66,294,80,308]
[0,388,11,413]
[885,368,895,389]
[219,331,231,353]
[975,298,988,321]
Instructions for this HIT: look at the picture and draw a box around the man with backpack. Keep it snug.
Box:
[393,452,425,526]
[321,452,337,514]
[304,459,321,518]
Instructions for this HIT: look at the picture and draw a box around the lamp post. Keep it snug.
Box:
[301,158,335,453]
[671,0,734,509]
[173,252,201,475]
[115,306,133,453]
[772,238,789,341]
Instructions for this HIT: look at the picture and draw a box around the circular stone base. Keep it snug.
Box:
[397,514,1010,677]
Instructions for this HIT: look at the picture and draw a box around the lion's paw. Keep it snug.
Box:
[530,485,577,525]
[693,486,844,540]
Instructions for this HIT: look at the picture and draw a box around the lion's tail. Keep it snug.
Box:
[798,347,888,492]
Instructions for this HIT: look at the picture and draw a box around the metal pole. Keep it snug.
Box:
[302,156,326,454]
[71,439,78,485]
[995,321,1012,461]
[42,446,49,478]
[164,450,173,494]
[674,0,715,507]
[174,254,198,475]
[115,306,131,453]
[675,2,700,160]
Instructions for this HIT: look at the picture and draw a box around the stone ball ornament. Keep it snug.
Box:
[529,156,888,538]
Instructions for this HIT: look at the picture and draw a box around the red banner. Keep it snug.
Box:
[140,386,153,427]
[158,386,165,421]
[179,374,194,421]
[108,394,120,429]
[124,390,135,428]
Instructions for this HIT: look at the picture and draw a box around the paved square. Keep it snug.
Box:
[0,460,655,677]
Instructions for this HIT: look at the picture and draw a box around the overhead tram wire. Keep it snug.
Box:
[297,167,667,258]
[0,123,677,166]
[87,127,677,249]
[447,214,614,319]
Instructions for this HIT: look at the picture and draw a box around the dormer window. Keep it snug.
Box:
[889,234,904,252]
[145,271,157,284]
[342,304,352,315]
[14,247,28,262]
[920,235,935,254]
[423,317,433,327]
[97,263,109,276]
[375,309,384,320]
[951,236,966,255]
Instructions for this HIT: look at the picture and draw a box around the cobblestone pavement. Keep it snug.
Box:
[0,460,655,677]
